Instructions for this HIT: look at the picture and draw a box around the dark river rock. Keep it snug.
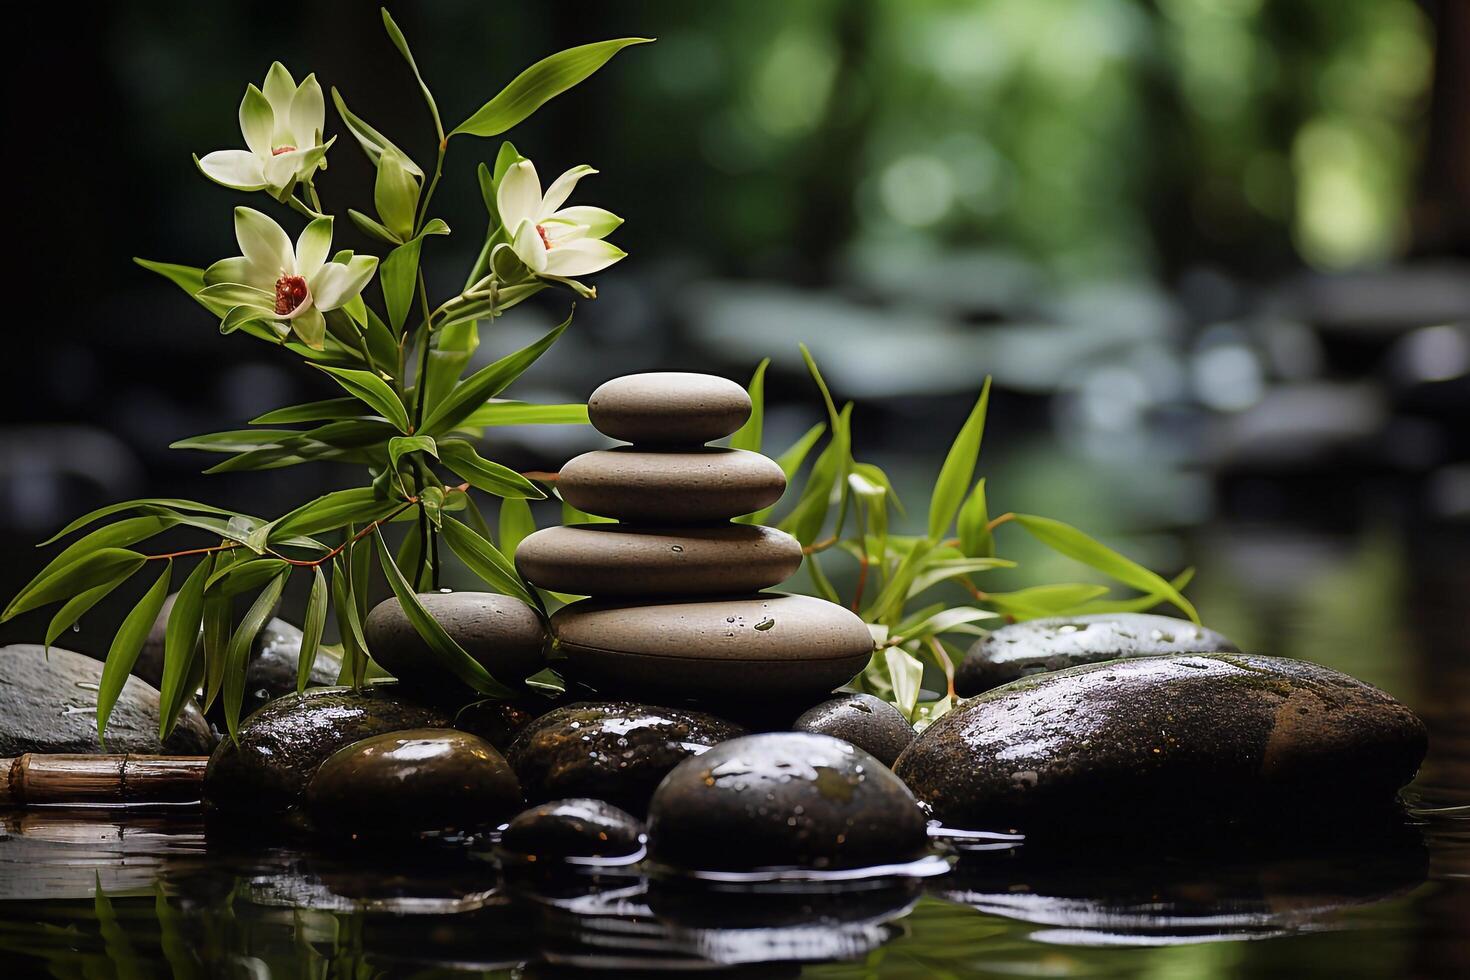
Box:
[646,732,930,872]
[364,592,547,694]
[792,694,915,766]
[203,684,454,818]
[896,654,1429,832]
[499,798,645,860]
[305,728,521,836]
[955,612,1239,695]
[505,701,746,816]
[0,644,213,756]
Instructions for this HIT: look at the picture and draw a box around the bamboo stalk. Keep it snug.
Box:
[0,754,208,807]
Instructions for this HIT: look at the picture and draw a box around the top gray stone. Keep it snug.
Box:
[588,372,751,445]
[956,613,1239,695]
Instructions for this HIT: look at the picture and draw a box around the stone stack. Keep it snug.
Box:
[515,372,874,705]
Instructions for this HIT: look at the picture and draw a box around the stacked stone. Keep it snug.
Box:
[515,372,874,705]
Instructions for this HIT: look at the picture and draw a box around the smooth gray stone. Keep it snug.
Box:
[588,372,751,445]
[364,592,547,693]
[0,645,214,756]
[793,694,915,766]
[506,701,745,816]
[516,523,802,597]
[305,728,521,835]
[895,655,1429,832]
[204,684,454,817]
[551,593,874,702]
[499,798,645,859]
[956,613,1239,695]
[558,447,785,523]
[646,732,929,872]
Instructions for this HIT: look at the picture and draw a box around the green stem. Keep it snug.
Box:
[414,141,446,236]
[304,180,324,214]
[410,270,436,429]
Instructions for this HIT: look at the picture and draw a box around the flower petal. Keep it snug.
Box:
[289,74,325,150]
[511,220,549,274]
[239,85,274,158]
[311,255,378,311]
[197,150,266,192]
[235,207,296,281]
[542,237,626,277]
[262,63,297,116]
[203,256,254,288]
[197,282,276,311]
[547,205,622,238]
[540,165,597,215]
[538,222,591,247]
[292,306,327,350]
[295,217,334,280]
[497,160,543,231]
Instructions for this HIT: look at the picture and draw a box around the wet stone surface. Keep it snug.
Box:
[364,592,547,694]
[499,798,645,860]
[305,728,522,836]
[646,732,931,873]
[505,701,746,816]
[955,612,1239,695]
[588,371,752,445]
[204,684,454,818]
[0,644,214,756]
[793,694,916,767]
[896,654,1430,833]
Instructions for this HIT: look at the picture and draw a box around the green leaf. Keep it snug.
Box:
[375,146,420,242]
[312,364,410,432]
[729,358,768,453]
[331,86,423,176]
[460,401,589,428]
[389,434,438,473]
[296,565,329,694]
[349,208,401,244]
[380,7,443,139]
[4,549,147,623]
[984,583,1112,620]
[379,237,423,333]
[1076,569,1197,615]
[848,469,888,562]
[223,569,290,740]
[45,571,134,650]
[780,405,851,546]
[497,497,536,562]
[1013,514,1200,623]
[451,38,653,138]
[439,440,544,498]
[906,556,1016,598]
[39,499,234,547]
[97,561,172,741]
[743,421,827,527]
[157,558,211,739]
[928,378,991,541]
[421,310,573,435]
[17,515,175,611]
[250,397,370,425]
[957,478,993,558]
[171,429,301,453]
[331,556,370,687]
[133,258,232,317]
[373,531,519,696]
[884,647,924,722]
[893,607,999,644]
[864,538,935,627]
[205,557,289,597]
[441,515,541,609]
[273,487,402,540]
[422,319,480,421]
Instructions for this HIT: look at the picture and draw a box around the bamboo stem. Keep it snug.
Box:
[0,754,208,807]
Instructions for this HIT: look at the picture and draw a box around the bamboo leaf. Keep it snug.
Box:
[39,499,234,547]
[439,440,544,498]
[451,38,652,138]
[45,571,134,650]
[311,364,410,432]
[460,401,589,427]
[4,549,148,622]
[374,531,518,696]
[157,557,210,738]
[957,478,993,557]
[380,7,443,138]
[984,583,1112,619]
[421,310,573,435]
[97,562,172,741]
[442,515,541,610]
[272,487,402,540]
[388,434,438,473]
[18,515,176,609]
[296,565,329,694]
[884,646,924,722]
[1075,569,1196,615]
[780,405,851,546]
[743,421,826,526]
[728,358,768,453]
[205,557,289,597]
[223,570,290,741]
[927,378,991,541]
[497,497,536,562]
[1013,514,1199,623]
[250,397,368,425]
[380,237,423,333]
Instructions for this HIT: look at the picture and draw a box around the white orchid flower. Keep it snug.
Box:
[199,208,378,350]
[198,63,333,195]
[497,159,626,279]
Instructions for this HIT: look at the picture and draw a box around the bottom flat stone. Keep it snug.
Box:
[551,593,874,701]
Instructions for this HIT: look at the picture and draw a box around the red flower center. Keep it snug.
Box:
[536,224,554,250]
[274,275,308,315]
[272,145,297,156]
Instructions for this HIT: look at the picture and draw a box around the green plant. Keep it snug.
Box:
[734,348,1199,727]
[3,9,649,739]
